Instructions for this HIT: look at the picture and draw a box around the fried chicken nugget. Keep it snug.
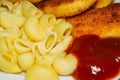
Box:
[35,0,97,18]
[67,3,120,38]
[9,0,42,3]
[94,0,114,8]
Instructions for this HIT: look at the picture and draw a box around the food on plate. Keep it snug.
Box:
[23,16,46,41]
[0,0,76,80]
[17,52,35,71]
[0,52,22,73]
[53,54,77,75]
[35,0,97,18]
[67,3,120,80]
[67,3,120,38]
[26,64,59,80]
[94,0,114,8]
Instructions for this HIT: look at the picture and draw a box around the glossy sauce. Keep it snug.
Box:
[68,35,120,80]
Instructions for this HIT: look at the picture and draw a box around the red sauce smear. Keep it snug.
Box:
[68,35,120,80]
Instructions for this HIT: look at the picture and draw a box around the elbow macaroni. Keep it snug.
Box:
[23,16,46,41]
[38,32,58,55]
[0,0,77,80]
[14,39,33,54]
[39,14,56,33]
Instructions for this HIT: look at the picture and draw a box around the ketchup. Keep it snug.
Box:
[69,35,120,80]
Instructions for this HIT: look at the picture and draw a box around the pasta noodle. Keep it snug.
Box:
[17,52,35,71]
[53,54,77,75]
[32,42,42,62]
[12,1,23,16]
[53,21,72,42]
[0,37,12,53]
[0,37,18,55]
[22,1,43,18]
[0,53,22,73]
[26,64,59,80]
[23,16,46,41]
[38,32,57,55]
[20,28,30,40]
[39,14,56,33]
[14,39,33,54]
[50,36,73,54]
[39,54,56,67]
[0,11,25,29]
[0,28,21,42]
[0,0,13,11]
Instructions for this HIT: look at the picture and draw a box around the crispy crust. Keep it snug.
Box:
[67,3,120,38]
[94,0,114,8]
[35,0,97,18]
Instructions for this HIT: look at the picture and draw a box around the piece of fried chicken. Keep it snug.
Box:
[35,0,114,18]
[35,0,97,18]
[67,3,120,38]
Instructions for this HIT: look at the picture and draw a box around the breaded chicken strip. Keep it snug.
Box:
[67,3,120,38]
[35,0,96,18]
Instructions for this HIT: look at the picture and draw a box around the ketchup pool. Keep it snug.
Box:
[68,35,120,80]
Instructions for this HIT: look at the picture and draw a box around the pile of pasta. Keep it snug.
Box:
[0,0,77,80]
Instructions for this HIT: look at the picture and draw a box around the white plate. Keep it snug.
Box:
[0,0,120,80]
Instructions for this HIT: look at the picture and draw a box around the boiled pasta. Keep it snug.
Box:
[0,37,12,53]
[0,53,22,73]
[50,36,73,53]
[53,54,77,75]
[22,1,43,18]
[53,21,72,42]
[20,28,30,40]
[0,0,77,80]
[38,54,56,67]
[0,11,25,29]
[37,32,57,55]
[0,0,13,11]
[23,16,46,41]
[17,52,35,71]
[26,64,59,80]
[39,14,56,33]
[12,1,23,16]
[14,39,33,54]
[32,42,42,62]
[0,28,21,42]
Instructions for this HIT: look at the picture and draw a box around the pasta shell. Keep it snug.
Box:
[23,16,46,41]
[26,64,59,80]
[0,28,21,42]
[17,52,35,71]
[53,21,72,42]
[0,11,25,29]
[0,37,12,53]
[50,36,73,53]
[39,14,56,33]
[0,0,14,11]
[53,54,77,75]
[0,53,22,73]
[22,1,43,18]
[38,32,57,55]
[14,39,33,54]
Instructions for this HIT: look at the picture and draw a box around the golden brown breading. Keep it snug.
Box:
[9,0,42,3]
[35,0,97,18]
[94,0,114,8]
[67,3,120,38]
